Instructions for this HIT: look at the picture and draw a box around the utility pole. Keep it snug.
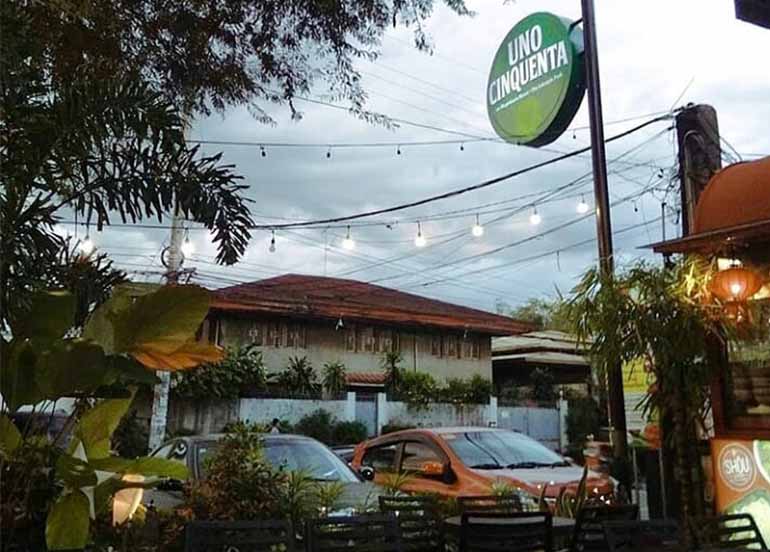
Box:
[147,208,185,451]
[675,104,722,235]
[580,0,628,458]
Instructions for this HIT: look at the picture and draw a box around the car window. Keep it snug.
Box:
[442,430,564,469]
[262,439,358,482]
[361,443,398,472]
[151,442,175,458]
[401,442,442,474]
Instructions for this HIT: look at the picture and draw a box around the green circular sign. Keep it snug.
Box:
[486,12,586,147]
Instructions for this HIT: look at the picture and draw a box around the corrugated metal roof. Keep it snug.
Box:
[492,330,588,355]
[493,351,589,366]
[210,274,532,336]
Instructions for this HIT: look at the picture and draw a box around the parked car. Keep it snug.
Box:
[332,445,357,464]
[145,433,378,511]
[350,427,615,504]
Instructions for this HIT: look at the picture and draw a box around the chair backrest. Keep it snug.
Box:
[691,513,768,550]
[184,519,296,552]
[602,520,680,552]
[570,504,639,551]
[458,494,524,514]
[305,513,403,552]
[379,495,443,552]
[460,511,553,552]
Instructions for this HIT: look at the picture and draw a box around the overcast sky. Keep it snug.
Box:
[83,0,770,314]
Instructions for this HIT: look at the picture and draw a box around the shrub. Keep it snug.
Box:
[171,344,268,399]
[466,374,493,404]
[397,370,439,411]
[322,361,347,398]
[381,422,415,434]
[566,396,603,447]
[276,356,320,397]
[441,377,470,404]
[294,409,335,444]
[332,420,368,445]
[498,384,521,406]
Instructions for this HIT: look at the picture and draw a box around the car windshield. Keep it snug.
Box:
[197,438,359,482]
[441,430,566,469]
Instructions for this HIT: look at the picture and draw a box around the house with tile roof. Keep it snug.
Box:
[200,274,532,386]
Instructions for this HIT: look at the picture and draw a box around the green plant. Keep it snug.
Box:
[294,409,335,445]
[0,286,218,550]
[277,356,320,397]
[381,423,415,435]
[172,344,269,400]
[466,374,493,404]
[379,471,414,496]
[332,421,368,445]
[530,367,557,403]
[538,466,589,518]
[498,384,521,405]
[112,409,149,459]
[565,259,724,535]
[441,377,470,404]
[322,361,348,399]
[397,370,439,411]
[381,352,403,393]
[565,397,604,449]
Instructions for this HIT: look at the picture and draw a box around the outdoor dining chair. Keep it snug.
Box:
[304,512,404,552]
[458,493,526,514]
[459,511,554,552]
[379,495,444,551]
[570,504,639,551]
[690,513,768,550]
[602,519,681,552]
[184,519,296,552]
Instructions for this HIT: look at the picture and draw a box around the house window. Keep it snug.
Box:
[461,339,473,359]
[346,325,357,352]
[209,319,221,346]
[362,327,376,353]
[471,338,481,360]
[286,324,306,349]
[431,335,442,357]
[267,323,281,347]
[248,323,264,346]
[377,329,395,353]
[444,335,458,358]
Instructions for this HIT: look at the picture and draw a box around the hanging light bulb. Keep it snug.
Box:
[397,145,402,156]
[529,208,542,226]
[577,195,590,214]
[471,214,484,237]
[460,143,465,152]
[326,146,332,159]
[78,235,95,255]
[414,222,427,247]
[181,235,195,257]
[269,230,276,253]
[342,226,355,250]
[260,146,267,158]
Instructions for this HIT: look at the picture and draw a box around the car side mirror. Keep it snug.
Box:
[158,478,184,492]
[359,466,376,481]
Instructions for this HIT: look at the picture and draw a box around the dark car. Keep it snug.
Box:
[145,433,378,512]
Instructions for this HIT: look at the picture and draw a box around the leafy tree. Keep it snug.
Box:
[530,367,557,403]
[381,352,404,392]
[322,361,348,399]
[508,298,572,332]
[565,260,723,537]
[172,344,269,400]
[277,356,320,397]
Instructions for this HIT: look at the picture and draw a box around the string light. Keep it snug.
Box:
[326,146,332,159]
[414,222,427,247]
[460,143,465,152]
[260,145,267,158]
[342,226,355,250]
[78,235,95,255]
[397,145,402,156]
[269,230,276,253]
[576,195,590,214]
[471,214,484,237]
[529,208,542,226]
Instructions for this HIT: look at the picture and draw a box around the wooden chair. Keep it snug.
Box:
[602,520,681,552]
[460,511,553,552]
[690,513,768,550]
[184,519,296,552]
[458,494,525,514]
[379,495,444,552]
[305,513,403,552]
[570,504,639,551]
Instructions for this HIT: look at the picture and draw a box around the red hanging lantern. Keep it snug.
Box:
[709,265,764,303]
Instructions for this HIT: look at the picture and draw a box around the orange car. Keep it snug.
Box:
[351,427,615,503]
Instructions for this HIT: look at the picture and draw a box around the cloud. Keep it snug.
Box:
[99,0,770,312]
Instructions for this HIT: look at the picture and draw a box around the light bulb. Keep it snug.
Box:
[577,196,590,214]
[414,223,426,247]
[269,231,276,253]
[181,237,194,257]
[342,226,355,250]
[529,209,542,226]
[730,282,744,297]
[78,236,95,255]
[471,215,484,237]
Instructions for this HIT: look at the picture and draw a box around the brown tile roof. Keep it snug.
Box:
[210,274,531,336]
[346,372,387,386]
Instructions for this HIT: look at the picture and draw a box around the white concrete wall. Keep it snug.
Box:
[239,397,352,425]
[383,401,495,429]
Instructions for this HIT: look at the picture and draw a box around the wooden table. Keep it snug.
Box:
[443,514,575,539]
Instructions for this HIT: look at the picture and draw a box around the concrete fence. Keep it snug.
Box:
[146,393,568,451]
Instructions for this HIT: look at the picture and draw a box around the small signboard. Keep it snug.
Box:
[486,12,586,147]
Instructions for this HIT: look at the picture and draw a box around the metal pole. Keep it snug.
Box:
[580,0,628,458]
